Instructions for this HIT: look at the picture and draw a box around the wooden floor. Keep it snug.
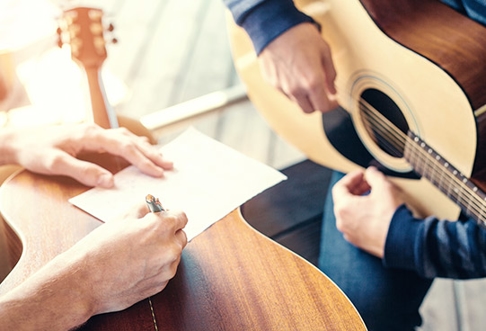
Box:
[2,0,486,330]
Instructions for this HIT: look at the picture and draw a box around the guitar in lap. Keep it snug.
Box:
[227,0,486,225]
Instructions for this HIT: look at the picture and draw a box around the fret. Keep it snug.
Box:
[405,132,486,227]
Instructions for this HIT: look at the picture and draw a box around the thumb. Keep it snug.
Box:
[363,166,388,190]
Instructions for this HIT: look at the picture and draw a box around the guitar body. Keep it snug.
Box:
[227,0,486,220]
[0,158,365,330]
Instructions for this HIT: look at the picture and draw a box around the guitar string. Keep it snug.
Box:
[360,100,486,222]
[359,114,399,155]
[358,99,486,222]
[358,107,405,156]
[359,98,485,212]
[359,99,486,221]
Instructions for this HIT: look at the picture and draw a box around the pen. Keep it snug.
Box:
[145,194,165,213]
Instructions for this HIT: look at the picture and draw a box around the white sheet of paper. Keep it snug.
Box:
[69,127,287,240]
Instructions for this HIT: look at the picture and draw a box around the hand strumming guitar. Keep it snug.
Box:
[332,167,404,258]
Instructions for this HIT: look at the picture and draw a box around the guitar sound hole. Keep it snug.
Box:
[360,88,409,158]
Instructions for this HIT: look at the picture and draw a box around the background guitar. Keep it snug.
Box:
[227,0,486,224]
[57,6,119,129]
[57,6,156,142]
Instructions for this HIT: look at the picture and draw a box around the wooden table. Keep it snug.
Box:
[0,158,366,330]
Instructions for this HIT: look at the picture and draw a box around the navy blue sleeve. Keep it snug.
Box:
[383,204,486,279]
[440,0,486,26]
[223,0,315,54]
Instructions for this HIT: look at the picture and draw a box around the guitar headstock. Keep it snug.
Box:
[57,7,115,69]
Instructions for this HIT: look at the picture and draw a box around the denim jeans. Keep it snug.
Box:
[318,171,433,331]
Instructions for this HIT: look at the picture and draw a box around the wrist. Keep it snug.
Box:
[239,0,315,54]
[382,204,423,270]
[0,251,97,330]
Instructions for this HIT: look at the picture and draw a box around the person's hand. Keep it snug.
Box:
[0,203,188,330]
[5,123,173,188]
[66,204,188,314]
[332,167,403,257]
[259,22,338,113]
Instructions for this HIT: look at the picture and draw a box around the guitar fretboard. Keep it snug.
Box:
[404,131,486,226]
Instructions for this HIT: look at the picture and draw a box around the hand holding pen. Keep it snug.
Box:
[145,194,165,213]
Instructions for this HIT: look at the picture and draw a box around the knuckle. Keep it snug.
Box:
[84,123,99,132]
[178,211,189,226]
[45,154,67,173]
[82,123,100,137]
[121,141,138,154]
[114,127,131,136]
[287,85,306,97]
[168,244,183,260]
[306,78,323,92]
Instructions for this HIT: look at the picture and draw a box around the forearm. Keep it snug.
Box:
[0,253,95,330]
[224,0,315,54]
[383,205,486,279]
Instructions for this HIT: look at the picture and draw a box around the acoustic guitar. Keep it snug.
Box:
[227,0,486,225]
[0,155,366,330]
[57,7,119,129]
[0,6,365,330]
[57,7,155,143]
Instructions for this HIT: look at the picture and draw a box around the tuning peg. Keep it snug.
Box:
[107,23,115,32]
[56,27,63,47]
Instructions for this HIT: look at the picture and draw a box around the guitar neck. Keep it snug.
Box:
[404,132,486,226]
[84,66,119,129]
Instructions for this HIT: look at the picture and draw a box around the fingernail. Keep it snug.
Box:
[97,173,114,188]
[163,161,174,170]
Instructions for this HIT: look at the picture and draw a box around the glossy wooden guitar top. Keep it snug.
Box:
[0,155,366,330]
